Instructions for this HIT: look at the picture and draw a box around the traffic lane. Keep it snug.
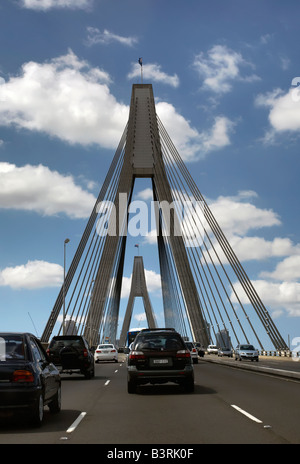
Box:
[0,361,119,444]
[195,360,299,443]
[63,360,288,444]
[206,354,300,373]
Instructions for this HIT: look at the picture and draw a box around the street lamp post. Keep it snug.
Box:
[63,238,70,335]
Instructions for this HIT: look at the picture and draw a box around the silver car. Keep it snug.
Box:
[235,344,259,362]
[218,347,233,357]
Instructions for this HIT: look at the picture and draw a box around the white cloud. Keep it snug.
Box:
[0,260,63,289]
[121,269,161,299]
[255,87,300,140]
[86,27,138,47]
[0,162,95,218]
[21,0,93,10]
[0,51,234,161]
[209,191,281,237]
[227,236,297,262]
[206,191,300,317]
[134,313,147,322]
[156,102,235,161]
[232,280,300,318]
[260,255,300,281]
[193,44,260,94]
[0,50,128,148]
[135,188,154,201]
[127,62,180,88]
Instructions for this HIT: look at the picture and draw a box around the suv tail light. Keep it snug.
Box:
[129,351,145,360]
[83,348,88,357]
[12,369,34,383]
[176,350,191,358]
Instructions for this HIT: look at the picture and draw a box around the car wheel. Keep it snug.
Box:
[127,378,136,394]
[31,392,44,427]
[84,368,94,379]
[48,386,61,414]
[184,379,194,393]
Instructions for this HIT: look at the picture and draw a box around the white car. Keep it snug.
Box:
[235,344,259,362]
[207,344,218,355]
[185,341,199,364]
[94,344,118,363]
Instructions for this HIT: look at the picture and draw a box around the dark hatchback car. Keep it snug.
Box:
[0,332,61,426]
[127,328,194,393]
[48,335,95,379]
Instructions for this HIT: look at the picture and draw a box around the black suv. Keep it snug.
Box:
[127,328,194,393]
[48,335,94,379]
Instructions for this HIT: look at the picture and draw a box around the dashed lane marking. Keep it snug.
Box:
[66,412,87,433]
[231,405,263,424]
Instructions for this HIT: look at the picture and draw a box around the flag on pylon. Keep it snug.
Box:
[138,57,143,66]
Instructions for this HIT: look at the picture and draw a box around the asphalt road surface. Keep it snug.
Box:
[0,357,299,446]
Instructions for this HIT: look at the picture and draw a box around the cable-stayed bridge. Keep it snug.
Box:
[41,84,288,352]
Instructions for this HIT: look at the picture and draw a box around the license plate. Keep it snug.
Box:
[153,359,168,364]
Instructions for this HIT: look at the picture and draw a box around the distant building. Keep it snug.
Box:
[64,319,78,335]
[216,329,231,349]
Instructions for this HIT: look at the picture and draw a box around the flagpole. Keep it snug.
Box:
[138,57,143,84]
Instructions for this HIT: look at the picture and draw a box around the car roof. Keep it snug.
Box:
[139,328,176,333]
[0,332,33,335]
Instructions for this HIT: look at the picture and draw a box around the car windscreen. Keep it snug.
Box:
[0,335,26,362]
[185,343,194,350]
[133,333,185,351]
[240,345,255,350]
[98,345,114,349]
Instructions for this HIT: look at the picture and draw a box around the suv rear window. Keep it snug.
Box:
[49,337,85,351]
[0,335,25,362]
[133,332,185,351]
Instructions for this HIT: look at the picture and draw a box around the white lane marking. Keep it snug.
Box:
[104,380,110,386]
[67,412,87,433]
[231,405,263,424]
[115,370,118,373]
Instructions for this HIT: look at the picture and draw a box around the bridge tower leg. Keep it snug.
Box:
[82,84,209,346]
[119,256,157,346]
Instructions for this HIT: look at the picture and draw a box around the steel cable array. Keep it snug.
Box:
[41,83,288,351]
[156,115,287,350]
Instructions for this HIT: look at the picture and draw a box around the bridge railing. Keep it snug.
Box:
[259,350,299,358]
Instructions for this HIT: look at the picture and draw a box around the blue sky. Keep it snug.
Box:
[0,0,299,350]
